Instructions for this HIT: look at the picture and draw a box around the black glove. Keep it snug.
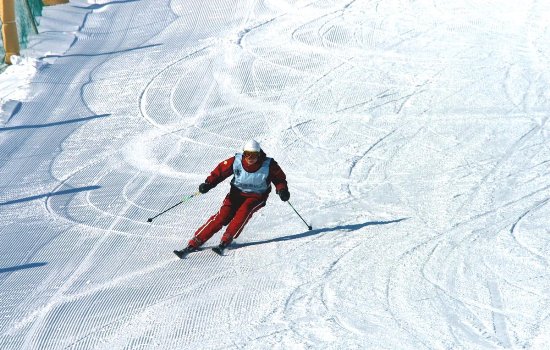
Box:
[199,182,213,194]
[278,188,290,202]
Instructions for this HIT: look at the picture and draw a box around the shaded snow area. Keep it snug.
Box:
[1,0,550,349]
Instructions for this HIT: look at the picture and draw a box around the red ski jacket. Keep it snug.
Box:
[204,150,288,199]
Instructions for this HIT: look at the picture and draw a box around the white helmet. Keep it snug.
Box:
[243,139,261,153]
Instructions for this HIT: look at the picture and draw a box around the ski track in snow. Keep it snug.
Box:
[1,0,550,349]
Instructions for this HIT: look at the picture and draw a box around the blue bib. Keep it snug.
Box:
[231,153,272,194]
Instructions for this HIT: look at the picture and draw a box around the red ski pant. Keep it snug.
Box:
[188,192,266,248]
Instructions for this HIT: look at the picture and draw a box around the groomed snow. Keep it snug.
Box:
[1,0,549,349]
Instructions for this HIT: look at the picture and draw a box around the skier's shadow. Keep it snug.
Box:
[235,218,408,249]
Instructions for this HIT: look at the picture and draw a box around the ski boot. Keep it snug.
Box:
[212,241,229,256]
[173,246,198,259]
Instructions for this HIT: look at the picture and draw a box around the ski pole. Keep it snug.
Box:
[287,201,312,230]
[147,192,201,223]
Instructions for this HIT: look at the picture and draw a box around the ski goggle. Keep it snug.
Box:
[243,151,260,159]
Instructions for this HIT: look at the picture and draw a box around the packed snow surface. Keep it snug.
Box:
[1,0,550,349]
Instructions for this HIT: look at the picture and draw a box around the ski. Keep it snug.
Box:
[174,246,227,258]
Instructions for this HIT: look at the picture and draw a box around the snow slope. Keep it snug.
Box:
[1,0,550,348]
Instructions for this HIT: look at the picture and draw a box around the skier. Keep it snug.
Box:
[174,139,290,258]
